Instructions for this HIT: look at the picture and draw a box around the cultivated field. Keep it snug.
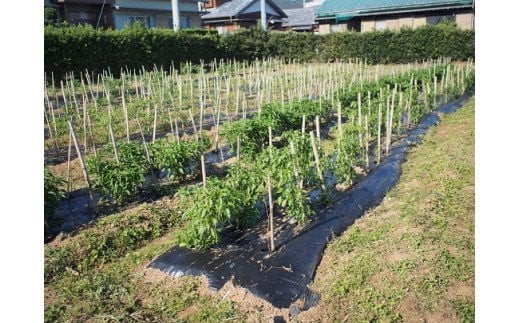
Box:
[44,58,475,321]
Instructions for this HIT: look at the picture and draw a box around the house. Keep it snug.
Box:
[113,0,206,29]
[203,0,315,11]
[46,0,208,29]
[282,7,316,32]
[201,0,288,33]
[49,0,115,28]
[314,0,474,34]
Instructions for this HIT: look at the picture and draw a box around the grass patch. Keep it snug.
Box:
[44,198,241,322]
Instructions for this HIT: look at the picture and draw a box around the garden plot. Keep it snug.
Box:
[149,95,472,309]
[44,58,475,321]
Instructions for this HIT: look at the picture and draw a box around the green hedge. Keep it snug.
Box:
[45,24,223,78]
[45,22,474,79]
[317,23,474,63]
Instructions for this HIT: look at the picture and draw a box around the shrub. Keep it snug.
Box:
[45,23,474,80]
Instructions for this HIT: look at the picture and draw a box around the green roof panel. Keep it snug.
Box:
[315,0,473,18]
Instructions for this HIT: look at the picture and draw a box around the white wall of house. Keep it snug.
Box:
[114,0,203,29]
[114,12,201,29]
[115,0,200,12]
[304,0,324,8]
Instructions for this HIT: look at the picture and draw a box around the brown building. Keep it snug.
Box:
[314,0,474,34]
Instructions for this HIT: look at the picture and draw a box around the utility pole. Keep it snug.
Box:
[171,0,180,31]
[260,0,267,31]
[95,0,108,29]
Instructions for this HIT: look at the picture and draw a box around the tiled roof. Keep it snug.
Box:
[202,0,253,19]
[202,0,287,19]
[315,0,473,17]
[282,7,316,27]
[273,0,305,10]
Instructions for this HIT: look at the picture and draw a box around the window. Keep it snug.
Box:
[375,20,387,30]
[426,15,455,25]
[129,16,151,28]
[168,16,191,29]
[181,16,190,28]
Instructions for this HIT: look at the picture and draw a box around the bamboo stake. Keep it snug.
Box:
[267,172,275,252]
[315,115,321,142]
[267,126,275,252]
[122,81,130,143]
[365,115,369,169]
[301,115,306,137]
[368,90,372,118]
[387,88,396,154]
[235,136,240,161]
[108,123,119,164]
[385,93,391,155]
[310,131,326,192]
[397,91,403,136]
[152,104,158,144]
[49,101,58,136]
[357,92,362,147]
[60,81,69,115]
[82,96,88,153]
[337,102,342,144]
[66,130,72,194]
[200,154,207,188]
[406,90,412,130]
[214,98,222,151]
[188,108,199,141]
[135,117,151,162]
[68,120,94,204]
[289,141,303,189]
[377,101,382,165]
[87,112,97,157]
[433,75,438,108]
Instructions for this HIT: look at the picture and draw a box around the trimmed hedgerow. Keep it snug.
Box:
[45,22,474,79]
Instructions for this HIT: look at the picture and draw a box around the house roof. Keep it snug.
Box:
[202,0,288,20]
[273,0,305,10]
[315,0,474,18]
[282,7,316,27]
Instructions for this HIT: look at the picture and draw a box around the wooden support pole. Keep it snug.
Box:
[289,141,303,189]
[122,81,130,143]
[66,130,72,194]
[68,120,95,203]
[310,131,326,192]
[377,101,382,165]
[267,172,275,252]
[108,123,119,164]
[200,154,207,188]
[357,91,362,147]
[152,104,158,144]
[315,115,320,142]
[82,96,88,154]
[337,102,342,144]
[301,115,306,137]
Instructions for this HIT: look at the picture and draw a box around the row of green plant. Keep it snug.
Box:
[45,22,474,79]
[174,63,475,249]
[86,137,209,203]
[222,99,332,157]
